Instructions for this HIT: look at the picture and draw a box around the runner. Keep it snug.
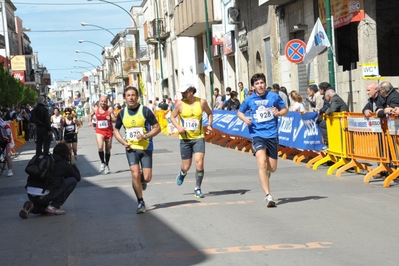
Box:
[113,86,161,214]
[237,73,288,207]
[62,107,79,161]
[50,107,63,145]
[76,104,84,127]
[89,96,116,174]
[170,85,213,198]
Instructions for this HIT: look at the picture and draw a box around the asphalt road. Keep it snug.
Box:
[1,124,399,266]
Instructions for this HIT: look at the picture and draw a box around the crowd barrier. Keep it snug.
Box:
[8,120,26,154]
[156,109,399,187]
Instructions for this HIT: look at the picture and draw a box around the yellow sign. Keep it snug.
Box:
[11,55,26,71]
[319,0,365,28]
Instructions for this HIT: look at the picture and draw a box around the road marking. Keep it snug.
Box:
[147,200,254,210]
[159,242,332,258]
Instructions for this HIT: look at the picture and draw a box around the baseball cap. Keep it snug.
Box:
[178,84,195,93]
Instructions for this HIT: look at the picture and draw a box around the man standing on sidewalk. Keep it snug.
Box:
[170,85,213,199]
[32,96,52,155]
[113,86,161,214]
[237,73,288,207]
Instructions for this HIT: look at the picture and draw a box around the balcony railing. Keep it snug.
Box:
[144,18,170,45]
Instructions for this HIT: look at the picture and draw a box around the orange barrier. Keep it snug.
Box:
[9,120,26,154]
[336,113,383,178]
[382,116,399,187]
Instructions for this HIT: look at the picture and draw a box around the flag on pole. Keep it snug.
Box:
[204,50,212,76]
[302,18,331,65]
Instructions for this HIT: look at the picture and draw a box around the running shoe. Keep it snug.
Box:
[74,154,78,161]
[137,201,145,214]
[176,171,186,186]
[264,194,276,208]
[99,163,105,172]
[104,165,110,174]
[194,188,204,198]
[7,170,13,177]
[19,201,34,219]
[45,205,66,215]
[142,182,147,191]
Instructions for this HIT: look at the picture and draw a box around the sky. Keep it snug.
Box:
[14,0,142,83]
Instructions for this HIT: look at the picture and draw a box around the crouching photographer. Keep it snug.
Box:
[19,142,81,219]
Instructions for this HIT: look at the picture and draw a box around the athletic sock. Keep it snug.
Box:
[195,169,204,188]
[99,151,105,164]
[105,153,110,165]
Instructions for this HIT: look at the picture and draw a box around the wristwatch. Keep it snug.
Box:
[144,134,148,140]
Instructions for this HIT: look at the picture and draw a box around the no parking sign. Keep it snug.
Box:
[285,39,307,64]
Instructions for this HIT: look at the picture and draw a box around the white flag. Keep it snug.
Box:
[204,50,212,76]
[302,18,331,65]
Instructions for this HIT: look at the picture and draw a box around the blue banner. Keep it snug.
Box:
[278,112,325,150]
[203,110,325,151]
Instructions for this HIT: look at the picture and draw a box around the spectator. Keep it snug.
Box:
[221,87,232,104]
[280,86,290,108]
[376,81,399,117]
[213,88,223,110]
[32,96,52,155]
[306,84,324,112]
[158,99,169,111]
[325,90,349,115]
[362,82,384,117]
[317,82,333,145]
[272,83,289,108]
[0,116,13,177]
[289,90,306,113]
[223,91,240,111]
[18,142,81,218]
[238,82,249,103]
[147,100,154,113]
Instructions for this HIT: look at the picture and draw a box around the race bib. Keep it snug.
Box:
[97,120,109,129]
[184,119,199,130]
[256,107,274,123]
[126,127,144,141]
[66,125,74,131]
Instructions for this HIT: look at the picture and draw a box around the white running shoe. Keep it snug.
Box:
[7,170,13,177]
[265,194,276,208]
[99,163,105,172]
[104,165,110,174]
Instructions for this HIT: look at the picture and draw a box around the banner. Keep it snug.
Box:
[347,117,382,133]
[318,0,365,29]
[204,50,212,76]
[212,24,223,45]
[302,18,331,65]
[204,111,325,151]
[278,112,325,150]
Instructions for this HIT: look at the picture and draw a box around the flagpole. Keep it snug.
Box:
[204,0,214,107]
[325,0,335,88]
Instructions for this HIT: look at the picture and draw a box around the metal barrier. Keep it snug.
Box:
[383,116,399,187]
[312,112,348,175]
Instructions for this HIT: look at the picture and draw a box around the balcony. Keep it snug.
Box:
[260,0,293,5]
[124,60,139,75]
[144,18,170,45]
[175,0,220,37]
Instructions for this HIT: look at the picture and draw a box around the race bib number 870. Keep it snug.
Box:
[126,127,144,141]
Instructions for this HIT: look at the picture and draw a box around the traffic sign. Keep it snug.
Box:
[285,39,307,64]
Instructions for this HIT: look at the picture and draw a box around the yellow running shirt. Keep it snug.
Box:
[179,97,203,140]
[122,105,149,150]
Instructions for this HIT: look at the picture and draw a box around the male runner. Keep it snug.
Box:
[113,86,161,213]
[89,96,116,174]
[170,85,213,198]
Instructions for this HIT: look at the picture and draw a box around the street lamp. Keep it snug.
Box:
[74,59,97,69]
[75,50,102,65]
[87,0,146,97]
[78,40,104,49]
[204,0,214,106]
[81,22,124,84]
[74,65,93,72]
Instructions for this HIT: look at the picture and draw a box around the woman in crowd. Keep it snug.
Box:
[289,90,306,113]
[50,107,63,145]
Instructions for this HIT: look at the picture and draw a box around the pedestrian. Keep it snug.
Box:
[213,88,223,110]
[88,96,116,174]
[0,116,13,177]
[18,142,81,219]
[170,85,213,198]
[238,81,249,103]
[50,107,63,145]
[113,86,161,214]
[237,73,288,207]
[63,107,79,161]
[32,96,52,155]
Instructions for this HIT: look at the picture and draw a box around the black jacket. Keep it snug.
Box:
[362,92,385,114]
[325,94,349,115]
[26,153,81,190]
[33,103,51,131]
[224,99,240,111]
[377,89,399,118]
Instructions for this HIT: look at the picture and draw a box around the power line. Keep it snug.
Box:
[13,1,139,5]
[27,28,124,33]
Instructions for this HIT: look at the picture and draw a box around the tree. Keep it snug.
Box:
[0,65,37,107]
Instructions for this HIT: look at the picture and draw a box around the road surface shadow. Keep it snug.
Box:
[276,196,327,205]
